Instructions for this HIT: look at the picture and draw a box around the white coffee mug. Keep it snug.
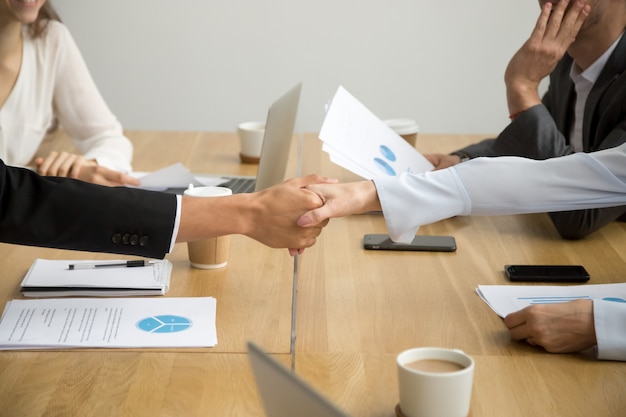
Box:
[385,118,419,147]
[237,121,265,163]
[397,347,474,417]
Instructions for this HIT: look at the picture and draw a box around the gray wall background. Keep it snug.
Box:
[54,1,542,134]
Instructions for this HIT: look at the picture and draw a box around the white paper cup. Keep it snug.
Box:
[183,186,233,269]
[397,347,474,417]
[385,118,419,147]
[237,121,265,163]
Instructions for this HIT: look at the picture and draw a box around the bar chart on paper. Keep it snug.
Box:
[476,283,626,317]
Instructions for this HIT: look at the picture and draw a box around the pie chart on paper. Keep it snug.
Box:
[136,315,193,333]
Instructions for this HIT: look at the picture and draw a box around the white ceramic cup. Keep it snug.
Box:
[385,118,419,147]
[183,185,233,269]
[237,121,265,163]
[396,347,474,417]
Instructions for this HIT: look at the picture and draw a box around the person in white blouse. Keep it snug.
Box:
[0,0,139,186]
[297,144,626,361]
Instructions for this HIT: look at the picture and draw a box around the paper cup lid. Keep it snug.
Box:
[384,118,419,135]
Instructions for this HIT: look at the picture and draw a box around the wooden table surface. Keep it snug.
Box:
[0,130,624,417]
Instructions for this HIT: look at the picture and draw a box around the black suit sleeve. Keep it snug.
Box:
[0,161,177,258]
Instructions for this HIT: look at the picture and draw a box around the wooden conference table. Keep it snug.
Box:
[0,131,625,417]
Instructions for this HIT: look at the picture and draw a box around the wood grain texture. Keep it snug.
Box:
[2,131,625,417]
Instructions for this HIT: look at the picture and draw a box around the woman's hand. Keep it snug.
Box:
[36,151,140,186]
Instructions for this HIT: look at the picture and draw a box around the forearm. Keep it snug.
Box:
[492,104,573,159]
[178,175,330,250]
[505,78,542,117]
[177,194,253,242]
[374,145,626,242]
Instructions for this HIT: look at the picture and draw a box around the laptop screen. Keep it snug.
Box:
[248,342,351,417]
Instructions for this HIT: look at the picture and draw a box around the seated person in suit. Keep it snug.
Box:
[425,0,626,239]
[1,0,139,186]
[0,160,333,257]
[296,144,626,361]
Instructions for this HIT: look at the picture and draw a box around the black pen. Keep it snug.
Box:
[68,260,156,270]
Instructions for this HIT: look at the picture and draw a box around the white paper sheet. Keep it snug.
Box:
[20,259,172,297]
[132,163,207,191]
[0,297,218,349]
[319,86,433,179]
[476,283,626,317]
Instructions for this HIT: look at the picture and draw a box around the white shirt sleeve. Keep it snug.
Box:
[593,300,626,361]
[373,144,626,243]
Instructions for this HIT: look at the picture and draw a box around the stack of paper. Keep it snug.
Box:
[20,259,172,297]
[319,86,433,179]
[476,282,626,317]
[0,297,217,349]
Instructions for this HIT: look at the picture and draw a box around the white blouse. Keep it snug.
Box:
[373,144,626,361]
[0,21,132,172]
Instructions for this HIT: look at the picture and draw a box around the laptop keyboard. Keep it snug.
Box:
[219,177,257,194]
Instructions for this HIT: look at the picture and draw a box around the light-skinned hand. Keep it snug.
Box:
[504,0,591,116]
[36,151,140,186]
[177,174,338,255]
[297,180,381,228]
[503,299,597,353]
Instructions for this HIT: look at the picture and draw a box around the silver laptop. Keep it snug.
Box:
[216,83,301,194]
[248,342,351,417]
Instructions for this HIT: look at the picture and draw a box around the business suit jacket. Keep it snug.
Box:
[455,34,626,239]
[0,161,177,258]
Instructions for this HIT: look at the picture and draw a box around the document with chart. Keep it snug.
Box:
[476,283,626,317]
[319,86,433,179]
[0,297,217,349]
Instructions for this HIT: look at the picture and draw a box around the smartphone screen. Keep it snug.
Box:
[363,234,456,252]
[504,265,590,283]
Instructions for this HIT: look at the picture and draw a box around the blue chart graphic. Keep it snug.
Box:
[603,297,626,303]
[518,296,626,305]
[373,145,397,176]
[136,315,192,333]
[519,296,589,305]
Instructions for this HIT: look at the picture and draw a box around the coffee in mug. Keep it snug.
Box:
[404,358,466,373]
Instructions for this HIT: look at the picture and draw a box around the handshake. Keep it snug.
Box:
[177,174,381,255]
[248,174,382,255]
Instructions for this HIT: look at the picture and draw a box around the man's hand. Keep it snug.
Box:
[36,151,140,186]
[245,174,338,254]
[504,0,591,116]
[503,299,597,353]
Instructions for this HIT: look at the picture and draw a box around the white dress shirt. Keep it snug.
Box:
[0,21,133,172]
[373,144,626,361]
[568,33,623,152]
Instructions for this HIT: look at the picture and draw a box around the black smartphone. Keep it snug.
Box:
[363,234,456,252]
[504,264,590,283]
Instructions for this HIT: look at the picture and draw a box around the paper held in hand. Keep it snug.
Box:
[319,86,433,179]
[476,282,626,317]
